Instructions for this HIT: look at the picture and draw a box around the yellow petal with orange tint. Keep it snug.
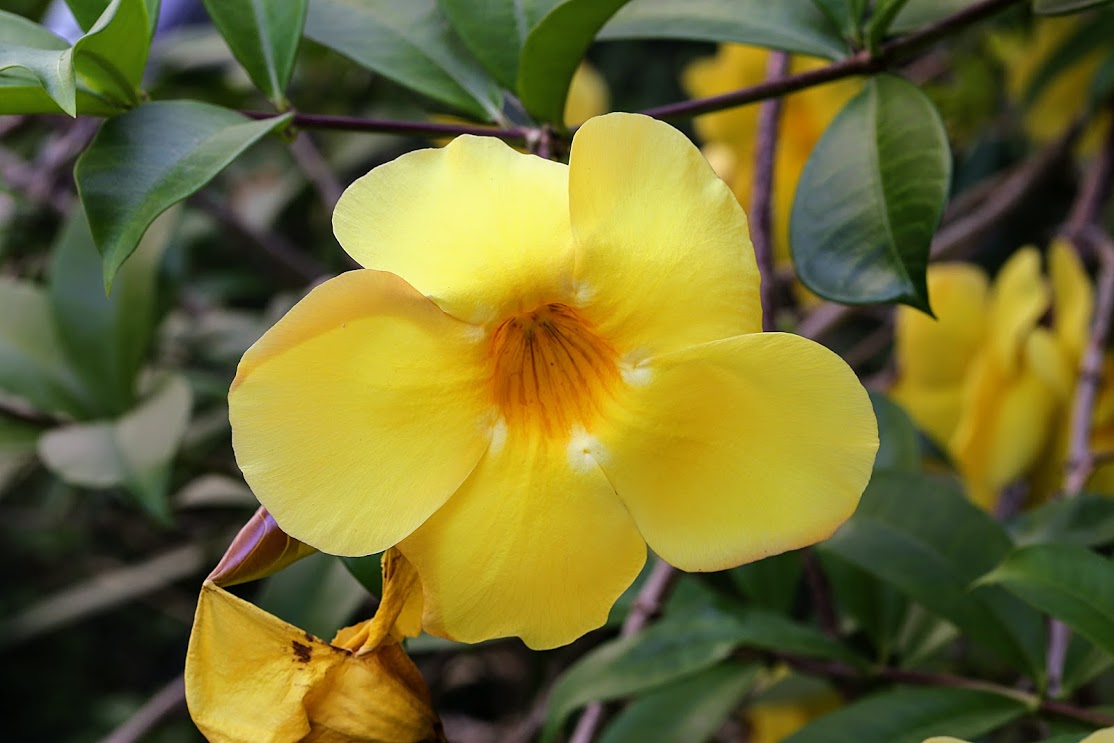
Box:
[230,270,493,557]
[568,113,761,359]
[399,434,646,650]
[591,332,877,571]
[185,582,442,743]
[332,135,574,326]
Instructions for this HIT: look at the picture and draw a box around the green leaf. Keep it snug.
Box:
[48,206,175,418]
[541,613,755,742]
[730,609,867,667]
[791,74,949,311]
[598,664,760,743]
[889,0,974,33]
[0,12,76,115]
[870,391,921,473]
[75,101,291,292]
[731,549,804,613]
[817,471,1046,680]
[0,278,94,418]
[201,0,307,105]
[66,0,161,35]
[1008,493,1114,548]
[304,0,502,120]
[1034,0,1114,14]
[71,0,152,108]
[599,0,849,60]
[865,0,913,48]
[821,551,908,660]
[810,0,861,41]
[340,553,384,598]
[256,552,368,639]
[38,374,193,522]
[979,543,1114,659]
[516,0,629,125]
[438,0,561,89]
[0,417,46,494]
[781,686,1027,743]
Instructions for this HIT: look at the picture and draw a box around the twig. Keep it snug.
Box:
[98,675,186,743]
[752,51,791,333]
[1047,117,1114,698]
[803,550,840,639]
[771,651,1114,728]
[569,558,680,743]
[242,110,532,143]
[190,191,329,284]
[289,132,345,211]
[639,0,1023,121]
[798,122,1079,341]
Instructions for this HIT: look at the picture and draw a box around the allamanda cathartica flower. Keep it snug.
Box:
[229,113,878,649]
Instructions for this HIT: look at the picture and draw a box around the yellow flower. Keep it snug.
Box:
[927,729,1114,743]
[744,691,840,743]
[994,15,1111,154]
[229,113,878,649]
[564,62,609,127]
[682,45,859,264]
[892,244,1091,510]
[186,511,443,743]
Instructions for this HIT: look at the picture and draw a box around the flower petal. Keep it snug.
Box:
[988,247,1050,375]
[399,435,647,650]
[332,136,574,326]
[568,113,762,359]
[890,378,965,448]
[186,582,442,743]
[230,270,493,556]
[591,332,877,572]
[1050,238,1093,365]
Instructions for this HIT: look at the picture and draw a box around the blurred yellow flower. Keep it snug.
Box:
[892,243,1102,510]
[186,511,443,743]
[564,62,609,127]
[927,729,1114,743]
[994,15,1110,154]
[744,691,840,743]
[229,113,878,649]
[682,45,859,264]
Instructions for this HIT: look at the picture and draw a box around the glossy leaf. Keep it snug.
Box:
[201,0,307,105]
[792,74,949,311]
[38,375,193,522]
[75,101,291,291]
[0,278,94,419]
[71,0,151,108]
[1034,0,1114,14]
[821,551,908,661]
[889,0,973,32]
[304,0,502,120]
[866,0,913,48]
[516,0,629,125]
[810,0,856,38]
[598,664,760,743]
[0,12,75,115]
[48,207,175,418]
[541,613,756,742]
[818,471,1046,679]
[979,543,1114,659]
[438,0,561,88]
[599,0,848,60]
[1008,494,1114,548]
[782,686,1027,743]
[731,549,804,614]
[871,391,921,473]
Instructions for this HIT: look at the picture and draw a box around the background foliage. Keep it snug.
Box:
[3,0,1114,741]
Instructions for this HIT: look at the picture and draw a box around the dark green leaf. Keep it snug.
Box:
[599,664,760,743]
[818,471,1046,679]
[1034,0,1114,15]
[516,0,629,125]
[341,554,384,598]
[201,0,307,105]
[439,0,561,89]
[64,0,157,32]
[304,0,502,120]
[1062,635,1114,694]
[731,549,804,613]
[821,551,908,660]
[1008,493,1114,548]
[791,74,949,311]
[599,0,849,60]
[810,0,855,39]
[0,278,93,418]
[71,0,152,108]
[0,417,42,493]
[782,686,1027,743]
[541,613,754,742]
[75,101,291,291]
[48,206,174,418]
[865,0,913,48]
[256,552,368,639]
[979,543,1114,659]
[730,609,867,667]
[37,374,192,522]
[870,391,921,472]
[889,0,973,33]
[0,11,75,115]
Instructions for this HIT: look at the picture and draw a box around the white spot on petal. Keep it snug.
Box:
[489,418,508,455]
[574,282,596,305]
[568,426,607,471]
[620,360,654,387]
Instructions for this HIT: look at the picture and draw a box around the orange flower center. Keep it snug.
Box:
[490,303,619,437]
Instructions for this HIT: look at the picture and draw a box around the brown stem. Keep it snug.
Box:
[803,549,840,640]
[242,110,531,142]
[752,51,791,333]
[290,132,345,211]
[568,559,680,743]
[639,0,1023,121]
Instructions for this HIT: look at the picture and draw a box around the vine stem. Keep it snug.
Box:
[568,559,680,743]
[752,51,791,332]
